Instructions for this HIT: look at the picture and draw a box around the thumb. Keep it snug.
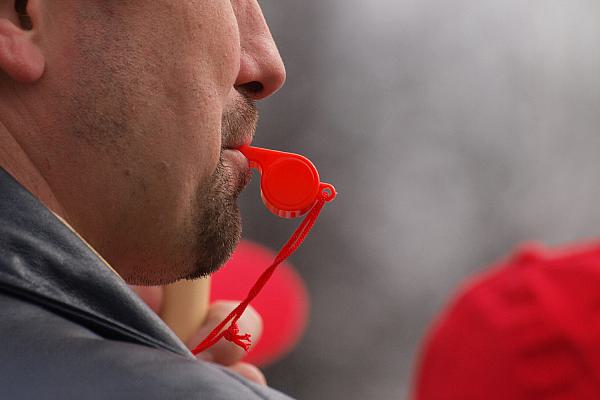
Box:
[190,300,263,366]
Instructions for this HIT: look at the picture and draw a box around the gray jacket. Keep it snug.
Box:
[0,168,293,399]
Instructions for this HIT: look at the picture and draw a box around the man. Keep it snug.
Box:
[0,0,291,398]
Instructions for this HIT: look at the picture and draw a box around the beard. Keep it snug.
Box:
[179,94,257,280]
[64,17,261,285]
[65,29,259,284]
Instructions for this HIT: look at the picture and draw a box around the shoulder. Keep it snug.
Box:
[0,291,292,400]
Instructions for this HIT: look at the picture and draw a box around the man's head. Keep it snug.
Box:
[0,0,285,284]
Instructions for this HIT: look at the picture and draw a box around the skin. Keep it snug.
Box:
[134,285,267,385]
[0,0,285,284]
[0,0,285,386]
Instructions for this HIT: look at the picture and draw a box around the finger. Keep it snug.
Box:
[227,362,267,386]
[190,301,263,366]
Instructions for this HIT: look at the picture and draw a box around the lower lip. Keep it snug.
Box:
[222,149,249,172]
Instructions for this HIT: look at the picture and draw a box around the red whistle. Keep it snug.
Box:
[238,145,336,218]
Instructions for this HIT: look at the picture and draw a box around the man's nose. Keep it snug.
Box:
[234,1,286,100]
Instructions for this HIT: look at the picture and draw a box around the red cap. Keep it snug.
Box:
[239,145,336,218]
[414,240,600,400]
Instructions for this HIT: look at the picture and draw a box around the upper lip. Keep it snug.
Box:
[223,130,255,150]
[222,93,258,149]
[223,137,252,150]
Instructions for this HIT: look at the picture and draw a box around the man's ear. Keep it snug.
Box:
[0,0,44,83]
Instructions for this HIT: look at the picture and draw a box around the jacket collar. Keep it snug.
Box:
[0,167,192,358]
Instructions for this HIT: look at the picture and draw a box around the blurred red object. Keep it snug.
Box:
[414,240,600,400]
[211,239,310,367]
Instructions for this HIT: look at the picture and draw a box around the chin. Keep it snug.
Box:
[183,168,244,280]
[123,157,246,285]
[116,192,242,286]
[186,204,242,280]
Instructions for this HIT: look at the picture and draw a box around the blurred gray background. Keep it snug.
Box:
[239,1,600,398]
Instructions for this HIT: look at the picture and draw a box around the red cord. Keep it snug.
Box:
[191,195,328,356]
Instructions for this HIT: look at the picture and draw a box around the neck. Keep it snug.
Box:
[0,122,67,218]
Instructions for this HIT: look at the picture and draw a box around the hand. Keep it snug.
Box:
[131,285,266,386]
[191,300,265,385]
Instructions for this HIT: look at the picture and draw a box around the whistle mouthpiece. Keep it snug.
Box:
[238,145,336,218]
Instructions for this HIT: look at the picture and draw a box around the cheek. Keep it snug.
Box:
[186,1,241,170]
[189,0,241,95]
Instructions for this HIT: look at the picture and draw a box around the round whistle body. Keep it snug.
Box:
[238,145,336,218]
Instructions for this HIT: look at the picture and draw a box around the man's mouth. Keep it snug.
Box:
[222,134,254,151]
[222,147,249,168]
[221,147,252,197]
